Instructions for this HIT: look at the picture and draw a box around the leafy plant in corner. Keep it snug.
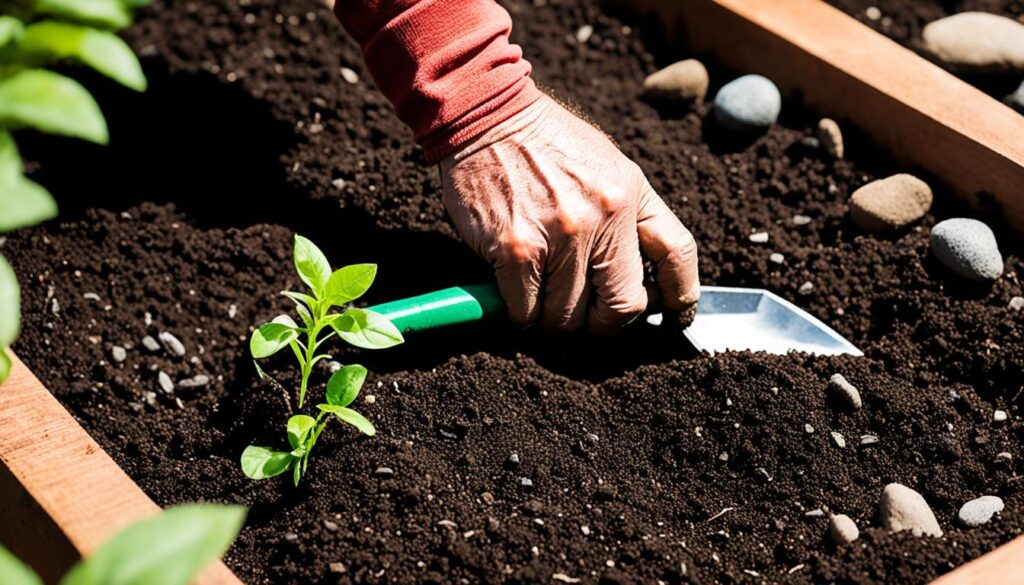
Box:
[0,0,150,381]
[0,503,245,585]
[241,235,404,485]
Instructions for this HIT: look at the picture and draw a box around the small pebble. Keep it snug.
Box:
[805,508,825,517]
[375,466,395,477]
[828,373,862,410]
[328,360,342,373]
[800,136,820,149]
[340,67,359,84]
[575,24,593,44]
[769,253,785,264]
[585,433,599,444]
[177,374,210,389]
[792,214,812,226]
[157,371,174,394]
[805,423,815,434]
[1009,296,1024,311]
[878,483,943,537]
[324,520,338,531]
[993,409,1008,422]
[158,332,186,357]
[507,453,520,467]
[816,118,844,159]
[437,520,458,529]
[364,394,376,404]
[141,336,160,352]
[828,514,860,544]
[713,74,781,131]
[798,281,814,295]
[520,477,534,488]
[849,174,932,232]
[923,12,1024,73]
[831,431,846,448]
[83,292,101,301]
[930,218,1004,281]
[958,495,1004,527]
[749,231,769,243]
[329,562,346,574]
[642,59,709,104]
[481,492,495,505]
[284,532,298,541]
[860,434,879,445]
[110,346,127,363]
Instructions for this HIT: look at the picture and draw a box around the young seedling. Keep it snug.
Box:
[0,1,151,381]
[241,235,403,485]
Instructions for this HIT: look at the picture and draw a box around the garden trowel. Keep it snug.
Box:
[367,283,861,357]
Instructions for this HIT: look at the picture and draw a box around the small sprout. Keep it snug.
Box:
[241,235,402,485]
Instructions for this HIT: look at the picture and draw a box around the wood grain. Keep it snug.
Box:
[930,533,1024,585]
[623,0,1024,233]
[0,352,243,584]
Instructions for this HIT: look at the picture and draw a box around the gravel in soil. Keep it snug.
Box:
[824,0,1024,100]
[5,0,1024,583]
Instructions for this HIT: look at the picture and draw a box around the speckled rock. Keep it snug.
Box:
[643,59,709,104]
[878,483,943,537]
[816,118,844,159]
[713,75,781,131]
[930,218,1004,281]
[849,174,932,232]
[922,12,1024,73]
[958,495,1005,527]
[828,373,862,410]
[828,514,860,545]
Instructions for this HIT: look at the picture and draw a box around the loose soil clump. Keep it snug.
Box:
[5,0,1024,583]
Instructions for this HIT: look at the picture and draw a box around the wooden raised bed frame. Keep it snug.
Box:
[1,0,1021,582]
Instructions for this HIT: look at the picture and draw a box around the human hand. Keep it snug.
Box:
[440,94,699,334]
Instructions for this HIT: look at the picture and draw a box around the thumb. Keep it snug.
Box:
[636,181,700,311]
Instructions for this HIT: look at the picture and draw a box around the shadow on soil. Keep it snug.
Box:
[20,59,698,383]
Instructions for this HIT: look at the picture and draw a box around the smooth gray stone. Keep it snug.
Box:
[930,218,1004,281]
[714,74,781,131]
[958,495,1004,527]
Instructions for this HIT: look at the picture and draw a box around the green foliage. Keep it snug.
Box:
[243,235,401,485]
[0,503,244,585]
[0,0,149,381]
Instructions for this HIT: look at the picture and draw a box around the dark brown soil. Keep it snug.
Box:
[5,0,1024,583]
[824,0,1024,101]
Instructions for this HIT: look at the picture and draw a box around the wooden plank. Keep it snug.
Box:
[625,0,1024,233]
[931,534,1024,585]
[0,352,243,585]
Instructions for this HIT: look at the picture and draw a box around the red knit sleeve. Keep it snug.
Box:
[334,0,542,163]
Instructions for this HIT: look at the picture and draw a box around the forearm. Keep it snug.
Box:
[334,0,541,163]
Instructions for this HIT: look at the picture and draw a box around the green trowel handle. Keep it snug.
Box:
[366,283,505,334]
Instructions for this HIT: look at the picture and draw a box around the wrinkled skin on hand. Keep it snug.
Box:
[441,95,700,334]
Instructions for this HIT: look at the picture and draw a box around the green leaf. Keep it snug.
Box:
[293,235,331,297]
[318,404,376,436]
[281,290,315,307]
[324,264,376,306]
[286,415,316,451]
[249,322,299,359]
[0,132,57,231]
[0,544,42,585]
[0,17,24,49]
[30,0,131,29]
[12,21,146,91]
[240,446,294,480]
[0,348,11,382]
[326,364,366,407]
[0,69,108,144]
[59,504,245,585]
[0,255,19,347]
[331,309,404,350]
[0,177,57,232]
